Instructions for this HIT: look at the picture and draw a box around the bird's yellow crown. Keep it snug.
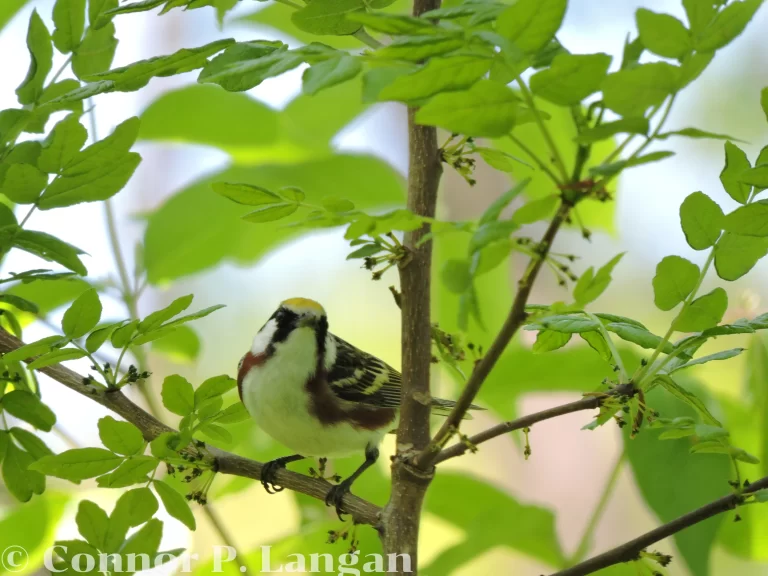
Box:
[281,297,326,315]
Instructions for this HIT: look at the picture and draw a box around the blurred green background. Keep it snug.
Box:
[1,0,768,575]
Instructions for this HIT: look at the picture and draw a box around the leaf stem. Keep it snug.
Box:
[354,29,383,49]
[568,451,625,566]
[49,55,74,87]
[19,205,37,228]
[273,0,302,9]
[515,76,569,181]
[508,132,562,185]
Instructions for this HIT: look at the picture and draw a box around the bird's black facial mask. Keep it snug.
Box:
[269,307,299,345]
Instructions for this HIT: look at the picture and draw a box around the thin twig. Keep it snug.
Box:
[417,200,573,469]
[0,329,381,526]
[507,133,562,185]
[434,396,599,464]
[551,475,768,576]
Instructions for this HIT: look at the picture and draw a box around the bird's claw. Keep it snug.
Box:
[261,459,287,494]
[325,480,352,520]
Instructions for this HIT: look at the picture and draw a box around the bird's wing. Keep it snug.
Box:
[326,334,402,409]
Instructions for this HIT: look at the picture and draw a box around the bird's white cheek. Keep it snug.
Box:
[251,319,277,355]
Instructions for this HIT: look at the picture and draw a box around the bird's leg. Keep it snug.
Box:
[261,454,305,494]
[325,445,379,520]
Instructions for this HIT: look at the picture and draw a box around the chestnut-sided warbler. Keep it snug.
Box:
[237,297,479,516]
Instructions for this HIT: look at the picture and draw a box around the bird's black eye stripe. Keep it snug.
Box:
[272,308,299,344]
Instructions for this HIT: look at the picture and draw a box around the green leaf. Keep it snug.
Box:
[162,304,225,328]
[194,374,236,406]
[131,325,177,346]
[626,385,728,575]
[16,10,53,105]
[38,114,89,174]
[2,442,45,502]
[573,253,624,306]
[652,255,700,311]
[740,165,768,189]
[216,402,249,424]
[378,56,491,102]
[153,479,196,530]
[30,447,122,481]
[636,8,691,59]
[475,148,531,173]
[674,288,728,332]
[0,227,88,276]
[579,331,613,362]
[762,86,768,123]
[723,200,768,237]
[120,518,163,558]
[1,390,56,431]
[442,259,472,294]
[111,486,158,528]
[76,500,109,550]
[198,423,232,444]
[139,294,193,333]
[606,322,675,353]
[212,182,281,206]
[151,325,200,363]
[602,62,679,117]
[714,232,768,280]
[657,127,743,141]
[532,330,571,353]
[683,0,715,34]
[415,80,518,137]
[39,117,142,210]
[0,163,48,204]
[197,43,302,93]
[574,117,649,144]
[373,33,464,62]
[346,12,433,34]
[144,156,404,283]
[72,20,118,78]
[97,455,158,488]
[291,0,364,36]
[85,320,126,353]
[162,374,194,416]
[0,293,39,313]
[679,191,724,250]
[52,0,86,53]
[694,0,762,52]
[425,472,565,568]
[670,348,745,373]
[138,85,281,162]
[2,335,65,363]
[10,427,53,459]
[496,0,566,53]
[61,288,101,338]
[530,53,611,106]
[511,195,559,225]
[537,315,601,334]
[242,203,299,223]
[98,416,144,456]
[589,151,676,177]
[110,319,138,348]
[720,141,752,204]
[302,54,361,96]
[86,38,234,91]
[43,80,115,107]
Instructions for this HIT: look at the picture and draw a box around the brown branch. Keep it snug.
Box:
[380,0,443,563]
[551,475,768,576]
[0,330,380,526]
[434,396,600,464]
[416,200,573,470]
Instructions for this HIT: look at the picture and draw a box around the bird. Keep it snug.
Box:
[237,297,481,517]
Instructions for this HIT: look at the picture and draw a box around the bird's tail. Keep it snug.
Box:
[430,398,485,420]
